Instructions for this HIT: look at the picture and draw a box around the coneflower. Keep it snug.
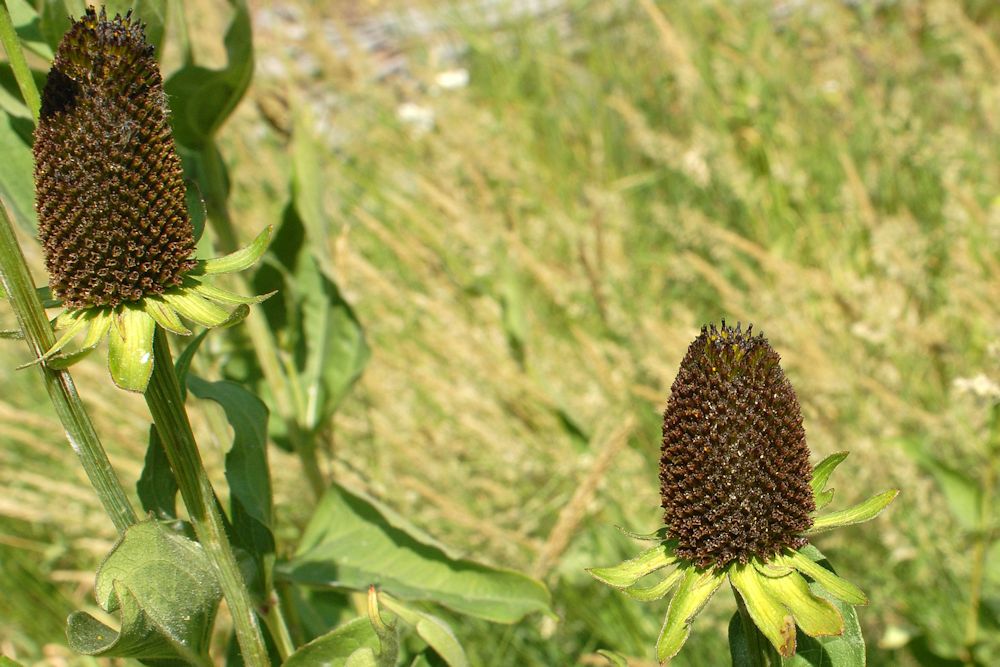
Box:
[588,321,898,662]
[32,8,270,391]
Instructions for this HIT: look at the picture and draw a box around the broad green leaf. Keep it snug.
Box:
[380,594,469,667]
[283,617,381,667]
[165,0,252,149]
[730,564,797,657]
[586,541,679,588]
[656,568,725,662]
[807,489,898,535]
[280,483,552,623]
[188,375,275,600]
[107,306,155,392]
[66,520,220,663]
[0,110,36,231]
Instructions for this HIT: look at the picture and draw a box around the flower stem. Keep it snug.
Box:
[0,0,41,121]
[0,201,137,534]
[733,585,782,667]
[145,327,270,666]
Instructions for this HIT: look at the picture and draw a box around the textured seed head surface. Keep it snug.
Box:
[659,322,815,569]
[34,8,195,309]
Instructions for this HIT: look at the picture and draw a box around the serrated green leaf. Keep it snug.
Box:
[655,567,724,662]
[165,0,252,149]
[586,541,679,588]
[283,617,381,667]
[808,489,899,535]
[187,375,274,600]
[65,520,220,663]
[380,594,469,667]
[729,564,797,657]
[107,307,155,392]
[280,483,552,623]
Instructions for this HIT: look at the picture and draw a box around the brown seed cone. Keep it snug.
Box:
[659,322,815,569]
[34,8,195,309]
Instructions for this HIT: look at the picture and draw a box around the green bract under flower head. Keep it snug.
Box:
[588,321,898,663]
[30,9,272,393]
[35,7,195,309]
[660,321,815,568]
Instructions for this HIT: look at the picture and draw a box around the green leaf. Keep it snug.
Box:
[280,483,552,623]
[165,0,252,149]
[810,452,848,510]
[66,520,220,663]
[615,525,670,541]
[807,489,899,535]
[283,617,381,667]
[655,567,725,662]
[380,594,470,667]
[107,306,155,392]
[778,547,867,606]
[759,570,843,637]
[187,375,275,600]
[596,649,629,667]
[251,205,369,430]
[586,541,679,588]
[730,564,797,657]
[621,567,683,602]
[6,0,53,59]
[290,107,332,254]
[195,225,273,275]
[0,109,36,231]
[161,290,232,327]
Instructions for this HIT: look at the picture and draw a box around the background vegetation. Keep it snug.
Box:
[1,0,998,665]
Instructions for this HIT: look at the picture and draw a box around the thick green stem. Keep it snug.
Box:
[145,328,270,666]
[199,142,326,498]
[0,0,41,121]
[0,202,137,534]
[734,585,782,667]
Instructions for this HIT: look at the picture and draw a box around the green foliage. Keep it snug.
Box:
[65,520,220,664]
[282,483,552,624]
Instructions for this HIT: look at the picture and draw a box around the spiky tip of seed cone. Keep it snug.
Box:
[34,7,195,309]
[659,322,815,569]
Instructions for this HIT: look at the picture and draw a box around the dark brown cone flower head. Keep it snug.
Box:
[34,7,195,309]
[659,322,815,569]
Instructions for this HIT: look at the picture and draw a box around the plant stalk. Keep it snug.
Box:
[0,201,137,534]
[0,0,41,121]
[145,327,269,666]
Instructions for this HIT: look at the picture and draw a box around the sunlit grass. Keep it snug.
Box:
[2,0,998,664]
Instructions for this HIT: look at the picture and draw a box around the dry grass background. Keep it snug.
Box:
[2,0,999,665]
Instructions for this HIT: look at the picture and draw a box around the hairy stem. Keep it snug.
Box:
[0,201,137,534]
[145,328,269,666]
[0,0,41,121]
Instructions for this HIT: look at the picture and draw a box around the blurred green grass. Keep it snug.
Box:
[2,0,999,664]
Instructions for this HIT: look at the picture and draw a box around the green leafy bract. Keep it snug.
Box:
[280,484,552,623]
[66,520,221,664]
